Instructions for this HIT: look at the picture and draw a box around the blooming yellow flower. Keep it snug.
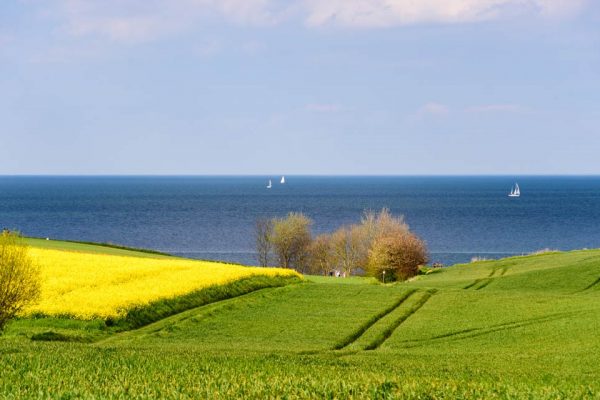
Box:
[25,248,300,320]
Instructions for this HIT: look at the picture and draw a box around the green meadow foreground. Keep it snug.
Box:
[1,240,600,398]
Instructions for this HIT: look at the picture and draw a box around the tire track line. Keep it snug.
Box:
[464,266,508,290]
[396,311,583,349]
[364,289,437,350]
[333,289,418,350]
[581,277,600,292]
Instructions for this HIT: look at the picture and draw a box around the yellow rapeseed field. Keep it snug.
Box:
[25,248,300,320]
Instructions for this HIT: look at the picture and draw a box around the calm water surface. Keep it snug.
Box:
[1,176,600,266]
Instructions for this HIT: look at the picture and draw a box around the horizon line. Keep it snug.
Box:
[2,174,600,178]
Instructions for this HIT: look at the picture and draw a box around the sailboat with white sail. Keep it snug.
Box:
[280,176,285,184]
[508,183,520,197]
[267,179,272,189]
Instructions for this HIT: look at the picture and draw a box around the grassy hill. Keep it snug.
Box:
[24,237,175,258]
[1,240,600,398]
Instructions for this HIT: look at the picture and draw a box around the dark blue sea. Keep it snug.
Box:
[1,176,600,266]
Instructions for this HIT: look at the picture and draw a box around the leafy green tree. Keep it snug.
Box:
[270,213,313,270]
[0,231,41,332]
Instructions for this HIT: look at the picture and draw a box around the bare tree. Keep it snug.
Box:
[0,231,41,332]
[255,218,273,267]
[308,234,334,275]
[270,212,313,270]
[330,225,365,277]
[356,208,410,266]
[361,208,409,242]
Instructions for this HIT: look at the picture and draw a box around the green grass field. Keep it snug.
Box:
[24,237,174,258]
[2,241,600,398]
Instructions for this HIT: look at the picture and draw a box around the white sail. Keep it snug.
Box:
[280,176,285,184]
[267,180,272,189]
[508,183,520,197]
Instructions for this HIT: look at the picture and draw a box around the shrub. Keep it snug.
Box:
[0,231,41,331]
[30,330,91,343]
[367,233,428,282]
[326,209,412,277]
[528,248,559,256]
[357,209,410,266]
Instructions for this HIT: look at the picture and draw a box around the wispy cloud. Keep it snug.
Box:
[303,0,588,28]
[466,104,526,113]
[418,102,449,117]
[49,0,289,44]
[306,103,343,112]
[37,0,590,45]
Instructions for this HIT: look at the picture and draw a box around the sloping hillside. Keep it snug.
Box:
[1,244,600,398]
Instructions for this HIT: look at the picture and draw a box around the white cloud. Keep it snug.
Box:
[419,102,449,117]
[303,0,588,28]
[47,0,591,43]
[466,104,526,113]
[306,103,343,112]
[51,0,287,43]
[38,0,590,44]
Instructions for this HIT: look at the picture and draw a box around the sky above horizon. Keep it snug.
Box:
[1,0,599,175]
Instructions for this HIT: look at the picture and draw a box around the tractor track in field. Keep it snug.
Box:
[464,266,508,290]
[332,289,418,350]
[474,279,494,290]
[581,277,600,292]
[395,310,585,349]
[463,279,484,290]
[364,289,437,350]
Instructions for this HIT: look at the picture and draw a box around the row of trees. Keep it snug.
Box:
[255,209,428,282]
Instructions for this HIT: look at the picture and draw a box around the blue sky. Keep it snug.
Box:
[1,0,599,175]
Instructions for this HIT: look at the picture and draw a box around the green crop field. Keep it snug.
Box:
[1,241,600,398]
[24,237,174,259]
